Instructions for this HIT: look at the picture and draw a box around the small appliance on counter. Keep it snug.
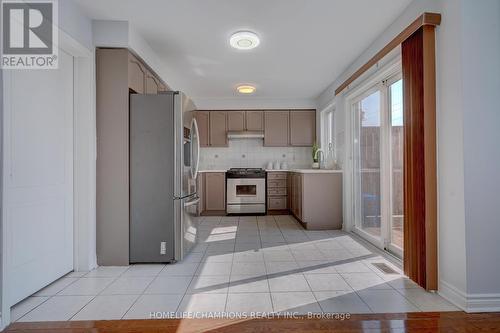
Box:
[226,168,266,214]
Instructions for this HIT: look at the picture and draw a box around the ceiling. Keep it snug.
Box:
[75,0,412,103]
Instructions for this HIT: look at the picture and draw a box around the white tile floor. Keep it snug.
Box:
[11,215,458,322]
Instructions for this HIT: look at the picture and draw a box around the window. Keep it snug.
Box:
[321,106,335,164]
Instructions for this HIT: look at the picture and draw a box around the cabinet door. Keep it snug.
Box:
[227,111,245,131]
[294,174,299,217]
[245,111,263,131]
[209,111,228,147]
[289,110,316,146]
[194,111,210,147]
[158,82,168,92]
[287,173,292,212]
[264,111,289,146]
[128,54,145,93]
[205,172,226,211]
[297,173,303,220]
[145,72,159,94]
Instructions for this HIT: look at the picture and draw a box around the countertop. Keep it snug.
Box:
[266,169,343,174]
[199,169,343,174]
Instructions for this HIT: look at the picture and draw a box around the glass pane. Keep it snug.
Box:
[328,112,333,149]
[390,79,404,249]
[354,90,381,238]
[236,185,256,196]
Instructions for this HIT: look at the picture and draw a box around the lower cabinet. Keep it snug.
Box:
[267,172,288,212]
[291,172,343,230]
[289,173,303,220]
[204,172,226,211]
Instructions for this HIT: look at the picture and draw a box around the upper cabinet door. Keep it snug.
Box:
[145,72,159,94]
[158,82,168,92]
[227,111,245,131]
[209,111,228,147]
[289,110,316,146]
[264,111,289,147]
[128,54,145,94]
[195,111,210,147]
[246,111,264,131]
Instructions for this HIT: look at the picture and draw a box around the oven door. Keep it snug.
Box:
[227,178,265,204]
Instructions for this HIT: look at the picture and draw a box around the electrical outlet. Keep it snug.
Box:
[160,242,166,255]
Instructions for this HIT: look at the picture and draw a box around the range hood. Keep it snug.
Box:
[227,130,264,139]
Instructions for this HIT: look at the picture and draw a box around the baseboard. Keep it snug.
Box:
[466,293,500,312]
[439,280,467,310]
[440,280,500,312]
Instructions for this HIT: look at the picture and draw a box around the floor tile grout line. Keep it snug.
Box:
[120,268,165,320]
[174,260,204,315]
[67,265,135,321]
[15,295,53,322]
[352,289,376,313]
[27,268,123,321]
[392,287,425,312]
[302,268,324,313]
[17,215,452,321]
[67,294,100,321]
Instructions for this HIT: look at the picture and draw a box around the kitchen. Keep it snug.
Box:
[195,109,343,231]
[6,0,493,327]
[96,50,344,265]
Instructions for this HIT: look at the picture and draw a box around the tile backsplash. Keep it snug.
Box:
[199,138,313,170]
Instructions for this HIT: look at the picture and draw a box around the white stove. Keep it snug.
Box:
[226,168,266,214]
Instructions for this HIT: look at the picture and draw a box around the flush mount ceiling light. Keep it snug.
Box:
[237,85,256,94]
[230,31,260,50]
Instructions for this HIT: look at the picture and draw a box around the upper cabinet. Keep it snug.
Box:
[158,83,168,92]
[227,110,264,132]
[209,111,228,147]
[227,111,245,131]
[145,71,159,94]
[196,109,315,148]
[289,110,316,146]
[194,111,210,147]
[128,52,166,95]
[246,111,264,131]
[128,54,145,94]
[264,111,289,147]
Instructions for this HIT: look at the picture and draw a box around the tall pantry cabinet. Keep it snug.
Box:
[96,48,168,266]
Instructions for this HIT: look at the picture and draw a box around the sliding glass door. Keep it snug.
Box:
[352,74,403,257]
[353,89,382,241]
[388,78,404,254]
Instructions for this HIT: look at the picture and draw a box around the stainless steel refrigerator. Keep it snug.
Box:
[129,91,200,263]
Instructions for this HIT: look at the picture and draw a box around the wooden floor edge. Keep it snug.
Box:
[4,311,500,333]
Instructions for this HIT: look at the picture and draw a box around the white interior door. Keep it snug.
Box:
[3,49,74,306]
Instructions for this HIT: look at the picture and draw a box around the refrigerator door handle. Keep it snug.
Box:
[174,193,197,200]
[184,197,200,207]
[190,118,200,180]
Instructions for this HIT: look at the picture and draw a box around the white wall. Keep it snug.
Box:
[195,98,317,110]
[59,0,93,50]
[93,20,178,92]
[461,0,500,298]
[0,65,3,322]
[316,0,469,308]
[317,0,500,311]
